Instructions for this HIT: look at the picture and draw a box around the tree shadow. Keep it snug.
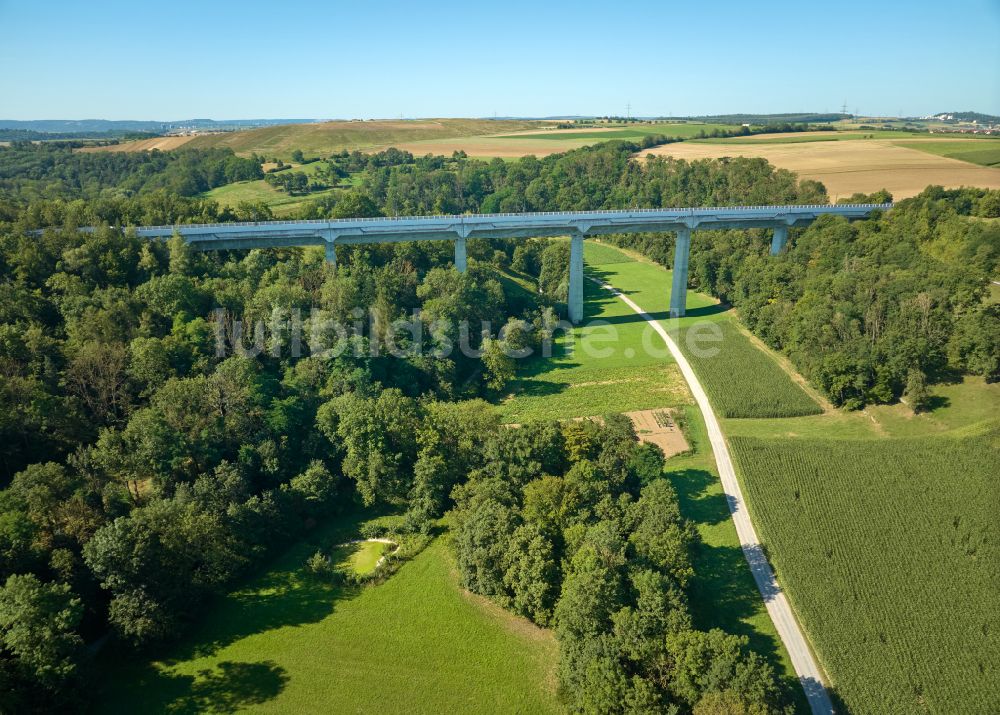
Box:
[102,660,289,714]
[506,377,572,399]
[170,568,360,662]
[926,394,951,411]
[669,468,731,527]
[668,467,812,710]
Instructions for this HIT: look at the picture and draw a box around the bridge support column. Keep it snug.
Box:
[670,227,691,318]
[324,241,337,271]
[568,233,584,324]
[770,225,788,255]
[455,236,467,273]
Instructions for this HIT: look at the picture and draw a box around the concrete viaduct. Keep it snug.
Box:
[112,204,889,322]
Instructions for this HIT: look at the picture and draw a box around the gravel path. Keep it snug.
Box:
[592,277,835,715]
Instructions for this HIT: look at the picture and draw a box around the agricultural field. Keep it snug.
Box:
[84,119,543,159]
[98,526,561,714]
[638,136,1000,199]
[730,426,1000,713]
[897,139,1000,167]
[391,122,731,158]
[676,318,823,418]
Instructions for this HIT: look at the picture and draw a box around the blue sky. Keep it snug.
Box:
[1,0,998,120]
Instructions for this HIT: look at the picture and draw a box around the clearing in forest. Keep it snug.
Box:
[97,527,560,714]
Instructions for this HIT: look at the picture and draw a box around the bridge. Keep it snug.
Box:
[99,204,890,322]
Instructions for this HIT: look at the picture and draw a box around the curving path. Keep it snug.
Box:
[591,277,835,715]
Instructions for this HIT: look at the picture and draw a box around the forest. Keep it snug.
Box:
[0,137,996,711]
[610,187,1000,407]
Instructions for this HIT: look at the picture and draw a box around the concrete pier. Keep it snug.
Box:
[670,228,692,318]
[770,225,789,255]
[568,233,584,323]
[455,236,467,273]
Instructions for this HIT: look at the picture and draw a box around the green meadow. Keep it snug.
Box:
[202,160,355,217]
[98,525,561,714]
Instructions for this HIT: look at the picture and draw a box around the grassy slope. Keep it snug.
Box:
[183,119,541,159]
[98,527,560,714]
[202,161,353,217]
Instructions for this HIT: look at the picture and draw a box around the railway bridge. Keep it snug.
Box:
[91,204,889,322]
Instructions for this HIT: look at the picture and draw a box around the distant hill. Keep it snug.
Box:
[86,118,544,159]
[0,128,160,142]
[0,118,317,135]
[928,111,1000,124]
[679,113,851,125]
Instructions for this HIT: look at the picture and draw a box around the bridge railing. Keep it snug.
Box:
[130,203,892,233]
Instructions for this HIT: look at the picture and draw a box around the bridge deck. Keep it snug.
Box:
[112,203,889,247]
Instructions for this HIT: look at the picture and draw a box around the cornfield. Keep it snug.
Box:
[679,319,822,418]
[730,427,1000,713]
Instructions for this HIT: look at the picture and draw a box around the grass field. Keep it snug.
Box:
[332,540,391,576]
[731,425,1000,713]
[638,137,1000,200]
[98,527,560,713]
[898,139,1000,167]
[497,242,708,424]
[202,180,340,217]
[496,272,695,423]
[201,160,356,216]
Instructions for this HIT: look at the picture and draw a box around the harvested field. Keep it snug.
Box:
[391,135,577,158]
[81,135,197,152]
[626,408,690,457]
[393,123,728,158]
[637,139,1000,200]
